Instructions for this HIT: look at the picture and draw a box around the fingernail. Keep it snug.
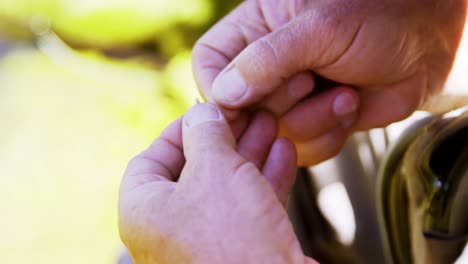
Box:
[184,103,222,127]
[333,92,359,128]
[333,93,358,116]
[212,67,247,104]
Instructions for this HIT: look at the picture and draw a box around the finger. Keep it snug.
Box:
[237,111,277,169]
[280,86,359,141]
[192,1,271,101]
[258,72,315,116]
[182,103,246,179]
[294,126,350,166]
[211,11,363,108]
[121,118,184,192]
[119,119,185,248]
[262,137,297,206]
[355,75,424,130]
[229,111,250,140]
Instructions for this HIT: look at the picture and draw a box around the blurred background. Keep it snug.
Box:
[0,0,241,263]
[0,1,466,263]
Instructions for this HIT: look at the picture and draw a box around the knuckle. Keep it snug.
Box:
[240,37,280,80]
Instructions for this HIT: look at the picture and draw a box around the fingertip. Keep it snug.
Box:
[332,88,360,129]
[262,137,298,205]
[212,67,248,106]
[267,138,297,173]
[182,103,236,162]
[273,137,298,176]
[275,137,297,164]
[332,88,359,118]
[237,111,278,168]
[277,137,298,176]
[183,103,223,128]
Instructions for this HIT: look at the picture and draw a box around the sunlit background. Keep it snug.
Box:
[0,1,466,263]
[0,1,240,263]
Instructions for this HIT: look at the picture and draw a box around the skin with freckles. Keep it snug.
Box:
[119,103,318,264]
[192,0,467,165]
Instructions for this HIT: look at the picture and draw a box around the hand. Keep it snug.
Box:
[192,0,467,165]
[119,103,317,264]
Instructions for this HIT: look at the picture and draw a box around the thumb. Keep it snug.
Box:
[211,11,362,108]
[182,103,241,169]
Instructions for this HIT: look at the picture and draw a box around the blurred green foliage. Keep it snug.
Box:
[0,0,240,54]
[0,0,241,263]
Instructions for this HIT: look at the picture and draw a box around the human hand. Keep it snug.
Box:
[192,0,467,165]
[119,103,317,264]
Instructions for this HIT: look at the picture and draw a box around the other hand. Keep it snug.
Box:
[192,0,467,165]
[119,103,317,263]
